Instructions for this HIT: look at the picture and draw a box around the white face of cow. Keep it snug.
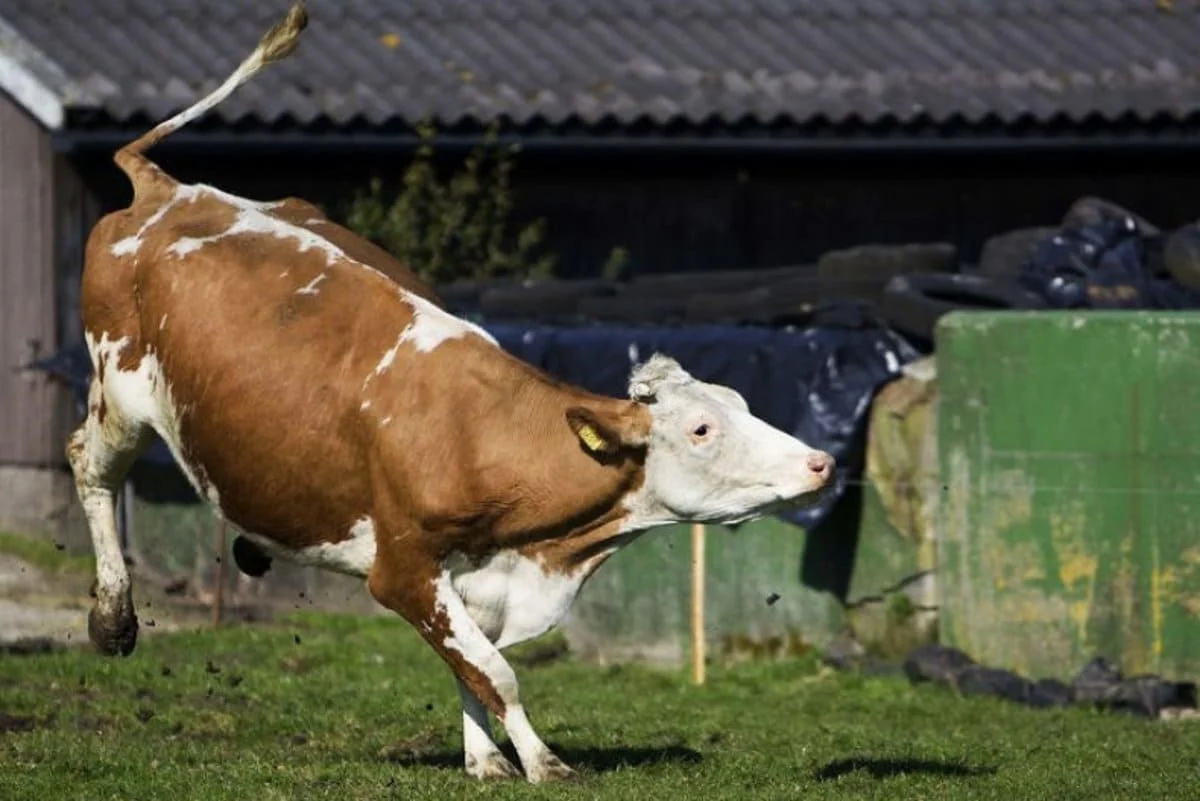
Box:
[623,354,834,528]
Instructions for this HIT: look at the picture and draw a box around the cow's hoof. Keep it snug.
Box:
[526,753,578,784]
[232,536,272,578]
[467,752,522,780]
[87,604,138,657]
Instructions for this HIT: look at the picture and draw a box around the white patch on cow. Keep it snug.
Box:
[238,516,377,578]
[87,330,219,509]
[159,314,168,331]
[380,415,393,426]
[110,184,202,257]
[165,187,343,266]
[446,550,584,649]
[398,291,496,353]
[296,273,327,295]
[373,338,403,376]
[360,400,371,411]
[361,290,496,393]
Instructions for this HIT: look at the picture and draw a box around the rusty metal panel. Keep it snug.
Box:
[936,310,1200,681]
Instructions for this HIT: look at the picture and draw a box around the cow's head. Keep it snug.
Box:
[566,354,833,529]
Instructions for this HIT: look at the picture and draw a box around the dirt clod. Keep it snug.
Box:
[136,708,155,723]
[0,713,36,733]
[766,592,781,606]
[379,729,442,764]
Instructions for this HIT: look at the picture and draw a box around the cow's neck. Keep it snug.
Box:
[499,371,650,578]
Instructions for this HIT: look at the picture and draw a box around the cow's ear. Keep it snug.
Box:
[565,403,649,457]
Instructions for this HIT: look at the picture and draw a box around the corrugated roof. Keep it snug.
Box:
[0,0,1198,133]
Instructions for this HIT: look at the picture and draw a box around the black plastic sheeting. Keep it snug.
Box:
[901,644,1197,718]
[27,316,919,533]
[1019,210,1200,310]
[487,319,920,530]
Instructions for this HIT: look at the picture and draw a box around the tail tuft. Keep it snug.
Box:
[259,1,308,65]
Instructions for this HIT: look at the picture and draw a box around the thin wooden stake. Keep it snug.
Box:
[213,520,228,627]
[690,522,706,685]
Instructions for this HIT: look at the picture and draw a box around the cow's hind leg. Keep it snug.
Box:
[66,378,153,656]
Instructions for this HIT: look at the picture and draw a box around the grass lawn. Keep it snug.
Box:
[1,612,1198,801]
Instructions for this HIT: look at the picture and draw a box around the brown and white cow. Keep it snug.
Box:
[67,2,833,784]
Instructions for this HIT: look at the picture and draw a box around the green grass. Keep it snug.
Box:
[0,531,93,576]
[1,613,1197,801]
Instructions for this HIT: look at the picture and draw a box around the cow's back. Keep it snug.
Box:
[80,181,466,549]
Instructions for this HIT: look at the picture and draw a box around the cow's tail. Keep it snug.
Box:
[114,1,308,189]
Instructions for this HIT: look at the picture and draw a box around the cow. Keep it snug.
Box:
[67,1,834,784]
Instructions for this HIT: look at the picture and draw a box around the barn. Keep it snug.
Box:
[4,0,1200,539]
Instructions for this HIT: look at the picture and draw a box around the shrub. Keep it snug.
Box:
[344,123,556,285]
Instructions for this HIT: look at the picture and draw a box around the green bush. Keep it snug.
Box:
[344,123,557,285]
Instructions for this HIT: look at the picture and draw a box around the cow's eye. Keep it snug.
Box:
[693,424,709,437]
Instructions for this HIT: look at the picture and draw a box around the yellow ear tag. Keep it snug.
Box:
[578,424,606,453]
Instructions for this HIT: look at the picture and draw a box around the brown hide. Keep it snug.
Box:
[81,171,651,569]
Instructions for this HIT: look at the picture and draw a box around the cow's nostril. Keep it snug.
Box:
[807,452,833,476]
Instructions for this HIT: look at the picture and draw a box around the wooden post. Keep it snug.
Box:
[690,522,706,685]
[212,520,228,627]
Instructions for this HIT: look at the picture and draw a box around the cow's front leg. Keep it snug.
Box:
[458,678,521,779]
[368,560,576,784]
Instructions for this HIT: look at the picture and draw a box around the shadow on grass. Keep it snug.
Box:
[815,757,994,782]
[388,742,702,774]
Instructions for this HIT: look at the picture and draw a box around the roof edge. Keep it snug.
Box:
[0,15,71,129]
[51,127,1200,157]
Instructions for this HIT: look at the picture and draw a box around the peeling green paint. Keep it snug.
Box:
[936,311,1200,681]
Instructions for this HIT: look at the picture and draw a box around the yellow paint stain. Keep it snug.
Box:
[1151,544,1165,662]
[1049,504,1098,648]
[1049,503,1091,580]
[1058,553,1097,589]
[1068,600,1090,641]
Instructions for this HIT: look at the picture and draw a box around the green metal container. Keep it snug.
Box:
[936,310,1200,681]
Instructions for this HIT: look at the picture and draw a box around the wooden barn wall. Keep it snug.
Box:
[0,95,57,466]
[0,96,102,468]
[70,143,1200,283]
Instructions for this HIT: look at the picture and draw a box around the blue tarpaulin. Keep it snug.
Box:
[29,319,918,531]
